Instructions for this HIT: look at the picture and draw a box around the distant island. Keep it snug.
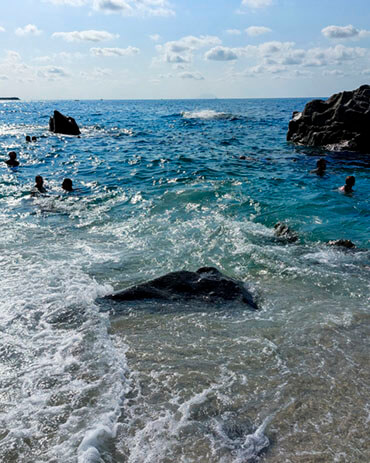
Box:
[0,97,20,101]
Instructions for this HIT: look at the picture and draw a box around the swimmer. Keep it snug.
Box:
[26,135,31,142]
[62,178,73,192]
[339,175,355,193]
[310,158,326,176]
[32,136,37,142]
[5,151,19,167]
[33,175,47,194]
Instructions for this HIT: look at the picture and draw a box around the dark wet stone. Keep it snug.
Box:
[327,239,356,249]
[274,222,298,243]
[49,110,81,136]
[287,85,370,153]
[104,267,258,309]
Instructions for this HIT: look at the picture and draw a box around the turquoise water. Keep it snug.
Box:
[0,99,369,462]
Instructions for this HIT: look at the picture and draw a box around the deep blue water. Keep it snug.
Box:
[0,99,369,463]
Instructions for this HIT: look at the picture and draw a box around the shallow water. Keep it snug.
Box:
[0,99,369,462]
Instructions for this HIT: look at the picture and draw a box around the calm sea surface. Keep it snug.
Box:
[0,99,369,462]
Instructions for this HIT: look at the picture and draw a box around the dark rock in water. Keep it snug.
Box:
[327,239,356,249]
[287,85,370,153]
[49,110,81,135]
[104,267,258,309]
[274,222,298,243]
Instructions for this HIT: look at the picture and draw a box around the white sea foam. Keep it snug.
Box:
[0,224,129,462]
[181,109,231,120]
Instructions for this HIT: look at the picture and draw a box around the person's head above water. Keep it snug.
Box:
[345,175,355,189]
[32,175,47,194]
[6,151,19,167]
[35,175,44,188]
[317,158,326,170]
[26,135,31,142]
[62,178,73,192]
[340,175,355,193]
[311,157,327,175]
[32,136,37,142]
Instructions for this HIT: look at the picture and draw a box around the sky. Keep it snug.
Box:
[0,0,370,99]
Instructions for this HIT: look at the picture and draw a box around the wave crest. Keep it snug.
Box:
[181,109,239,120]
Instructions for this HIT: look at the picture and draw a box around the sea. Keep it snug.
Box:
[0,98,369,463]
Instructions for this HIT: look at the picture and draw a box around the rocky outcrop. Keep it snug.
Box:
[104,267,258,309]
[49,110,81,135]
[327,239,356,249]
[287,85,370,153]
[274,222,298,243]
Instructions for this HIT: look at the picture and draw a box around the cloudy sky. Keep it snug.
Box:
[0,0,369,99]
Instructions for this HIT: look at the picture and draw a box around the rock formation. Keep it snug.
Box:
[274,222,298,243]
[287,85,370,152]
[327,239,356,249]
[49,110,81,136]
[104,267,258,309]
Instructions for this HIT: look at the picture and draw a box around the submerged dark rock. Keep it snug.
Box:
[274,222,298,243]
[327,239,356,249]
[287,85,370,153]
[104,267,258,309]
[49,110,81,135]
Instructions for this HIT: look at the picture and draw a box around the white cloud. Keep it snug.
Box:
[258,41,295,56]
[156,35,221,65]
[0,74,8,80]
[158,72,174,79]
[322,24,370,40]
[246,26,272,37]
[292,69,313,78]
[173,63,187,70]
[242,64,265,76]
[165,54,189,63]
[46,0,88,5]
[322,69,345,77]
[90,46,139,56]
[33,56,53,63]
[0,26,5,33]
[4,51,22,62]
[46,0,174,15]
[241,62,286,77]
[322,24,359,39]
[149,34,161,42]
[92,0,175,16]
[37,65,71,79]
[52,30,118,42]
[15,24,42,36]
[281,49,306,65]
[33,52,84,63]
[226,29,241,35]
[93,0,132,13]
[178,71,204,80]
[80,67,113,79]
[328,44,366,61]
[241,0,273,8]
[93,67,112,76]
[176,36,222,49]
[303,44,366,67]
[205,46,238,61]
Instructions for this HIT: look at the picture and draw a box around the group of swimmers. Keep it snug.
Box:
[4,140,356,195]
[4,136,74,194]
[32,175,73,194]
[310,157,356,193]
